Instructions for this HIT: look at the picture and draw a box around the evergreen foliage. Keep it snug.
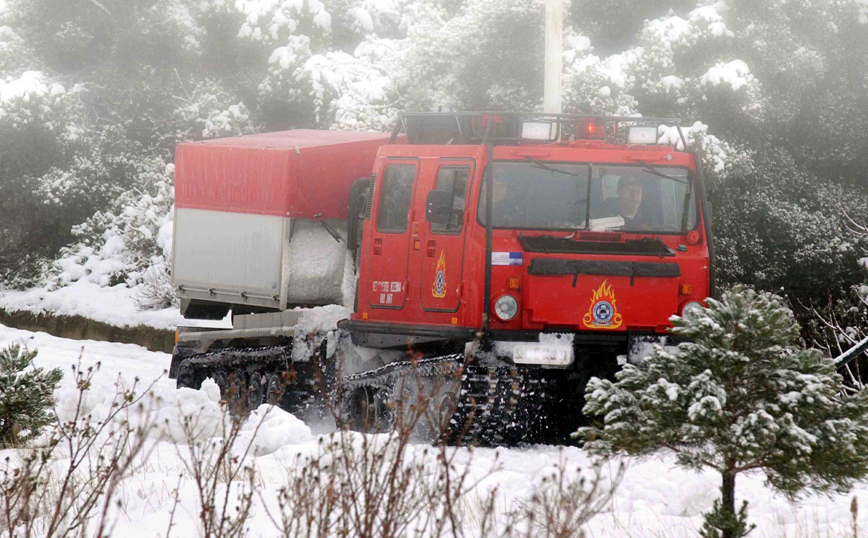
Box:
[579,287,868,537]
[0,343,62,446]
[699,498,754,538]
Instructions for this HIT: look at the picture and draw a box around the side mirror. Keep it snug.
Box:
[426,190,455,225]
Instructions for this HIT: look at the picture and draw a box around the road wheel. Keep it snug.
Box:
[345,385,383,433]
[229,370,248,415]
[248,372,266,410]
[213,369,229,401]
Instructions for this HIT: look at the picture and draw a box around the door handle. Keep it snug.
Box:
[426,240,436,258]
[373,237,383,255]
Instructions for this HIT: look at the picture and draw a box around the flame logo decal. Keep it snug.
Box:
[582,280,623,329]
[432,251,447,298]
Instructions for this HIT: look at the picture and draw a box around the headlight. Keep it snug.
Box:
[681,301,704,319]
[493,295,519,321]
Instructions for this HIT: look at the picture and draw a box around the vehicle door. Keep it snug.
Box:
[420,161,474,312]
[367,160,417,309]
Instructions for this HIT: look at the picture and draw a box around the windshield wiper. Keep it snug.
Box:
[524,156,584,177]
[637,160,689,184]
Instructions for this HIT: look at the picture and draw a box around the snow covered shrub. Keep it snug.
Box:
[708,146,868,306]
[170,80,257,143]
[0,343,62,446]
[580,287,868,538]
[804,213,868,390]
[0,71,82,282]
[0,360,157,536]
[52,162,175,297]
[135,261,177,310]
[396,0,547,112]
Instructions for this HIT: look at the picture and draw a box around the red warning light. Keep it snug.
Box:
[577,118,606,140]
[472,114,506,138]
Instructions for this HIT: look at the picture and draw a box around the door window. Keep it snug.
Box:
[377,164,416,233]
[431,167,471,234]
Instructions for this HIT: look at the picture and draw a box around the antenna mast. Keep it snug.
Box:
[544,0,563,114]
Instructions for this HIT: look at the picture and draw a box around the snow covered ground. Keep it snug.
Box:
[0,280,224,330]
[2,322,866,537]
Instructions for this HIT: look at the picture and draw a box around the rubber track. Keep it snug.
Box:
[176,345,322,415]
[341,354,561,446]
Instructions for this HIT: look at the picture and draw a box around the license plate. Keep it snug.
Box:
[512,343,574,367]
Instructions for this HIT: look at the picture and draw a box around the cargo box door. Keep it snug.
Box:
[367,160,418,309]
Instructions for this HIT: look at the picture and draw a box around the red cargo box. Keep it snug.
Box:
[175,130,393,219]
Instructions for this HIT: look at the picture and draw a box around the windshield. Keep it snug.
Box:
[478,162,697,233]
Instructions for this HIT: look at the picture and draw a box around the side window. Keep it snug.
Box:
[430,167,470,233]
[377,164,416,233]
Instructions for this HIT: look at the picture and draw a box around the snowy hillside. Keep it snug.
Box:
[1,323,865,537]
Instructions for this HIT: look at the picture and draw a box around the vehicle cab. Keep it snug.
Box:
[343,113,714,366]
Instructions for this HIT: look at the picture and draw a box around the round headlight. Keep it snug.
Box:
[682,301,704,319]
[493,295,519,321]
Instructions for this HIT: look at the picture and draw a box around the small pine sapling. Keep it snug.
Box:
[578,287,868,538]
[0,343,63,446]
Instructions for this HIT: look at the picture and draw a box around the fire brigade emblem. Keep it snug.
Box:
[432,251,447,298]
[583,280,623,329]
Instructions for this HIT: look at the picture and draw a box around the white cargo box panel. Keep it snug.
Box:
[173,208,285,307]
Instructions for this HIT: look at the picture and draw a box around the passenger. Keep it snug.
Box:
[603,174,649,228]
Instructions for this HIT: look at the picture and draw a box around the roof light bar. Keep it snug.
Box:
[521,121,557,141]
[626,125,658,144]
[577,118,606,140]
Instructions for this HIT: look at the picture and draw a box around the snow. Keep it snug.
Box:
[857,0,868,24]
[292,304,351,334]
[234,0,330,41]
[701,59,754,91]
[0,279,227,330]
[0,71,66,119]
[283,219,350,305]
[2,323,868,536]
[660,75,684,91]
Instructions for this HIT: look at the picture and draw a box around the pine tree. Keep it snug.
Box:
[0,343,62,446]
[579,287,868,538]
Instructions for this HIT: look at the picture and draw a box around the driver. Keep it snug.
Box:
[603,173,648,228]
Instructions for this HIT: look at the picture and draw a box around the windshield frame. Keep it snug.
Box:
[476,160,700,235]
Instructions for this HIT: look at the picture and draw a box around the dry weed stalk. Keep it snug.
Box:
[1,359,160,538]
[175,401,270,538]
[266,363,623,538]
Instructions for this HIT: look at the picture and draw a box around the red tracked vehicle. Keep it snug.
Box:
[171,113,715,444]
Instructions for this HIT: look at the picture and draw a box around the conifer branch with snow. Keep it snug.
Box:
[579,287,868,538]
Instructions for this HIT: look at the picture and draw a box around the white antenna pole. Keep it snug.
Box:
[544,0,563,114]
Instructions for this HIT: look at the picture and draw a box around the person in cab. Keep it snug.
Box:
[602,173,650,229]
